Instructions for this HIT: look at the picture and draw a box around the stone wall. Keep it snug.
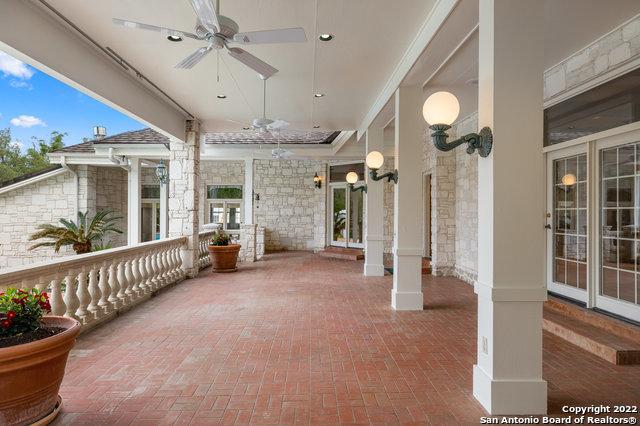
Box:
[254,159,325,251]
[382,159,395,267]
[96,167,128,248]
[0,170,76,268]
[545,15,640,100]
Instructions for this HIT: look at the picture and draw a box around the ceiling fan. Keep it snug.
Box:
[113,0,307,79]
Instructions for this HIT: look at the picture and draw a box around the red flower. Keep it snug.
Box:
[1,319,11,329]
[6,311,16,320]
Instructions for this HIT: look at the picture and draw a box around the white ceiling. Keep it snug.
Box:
[43,0,437,134]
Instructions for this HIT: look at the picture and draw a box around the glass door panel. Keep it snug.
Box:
[226,203,241,230]
[548,153,588,301]
[597,143,640,320]
[141,203,154,242]
[348,188,364,247]
[332,186,347,246]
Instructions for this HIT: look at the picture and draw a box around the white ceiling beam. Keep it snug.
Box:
[0,1,189,141]
[355,0,458,141]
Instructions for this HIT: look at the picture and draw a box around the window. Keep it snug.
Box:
[141,185,160,199]
[207,185,243,231]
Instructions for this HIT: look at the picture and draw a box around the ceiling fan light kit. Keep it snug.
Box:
[113,0,308,80]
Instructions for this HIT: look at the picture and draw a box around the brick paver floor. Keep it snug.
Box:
[53,251,640,425]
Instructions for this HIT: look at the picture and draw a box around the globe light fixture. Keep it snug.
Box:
[345,171,366,193]
[562,173,577,186]
[365,151,398,184]
[313,172,322,189]
[423,91,493,157]
[155,159,169,184]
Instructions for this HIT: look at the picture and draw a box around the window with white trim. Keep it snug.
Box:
[206,185,243,231]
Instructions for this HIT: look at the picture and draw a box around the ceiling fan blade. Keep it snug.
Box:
[175,46,213,69]
[233,27,307,44]
[112,18,200,39]
[227,47,278,79]
[267,120,290,130]
[190,0,220,33]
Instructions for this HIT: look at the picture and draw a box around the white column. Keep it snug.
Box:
[127,158,141,245]
[364,127,385,276]
[169,121,201,278]
[244,158,254,225]
[473,0,546,415]
[392,85,423,310]
[159,180,168,239]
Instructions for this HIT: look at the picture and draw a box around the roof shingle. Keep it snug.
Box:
[53,128,168,154]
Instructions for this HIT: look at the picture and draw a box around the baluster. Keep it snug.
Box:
[87,265,101,320]
[168,246,178,281]
[98,264,112,314]
[35,276,47,292]
[75,269,90,323]
[139,251,150,294]
[131,256,142,296]
[175,244,185,279]
[108,261,120,309]
[116,260,128,305]
[49,274,66,316]
[152,250,163,288]
[124,259,135,300]
[63,271,80,320]
[146,252,156,291]
[161,249,171,284]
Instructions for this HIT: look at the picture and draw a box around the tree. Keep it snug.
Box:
[28,210,122,255]
[0,128,66,184]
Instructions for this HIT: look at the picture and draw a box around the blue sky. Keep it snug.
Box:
[0,50,142,151]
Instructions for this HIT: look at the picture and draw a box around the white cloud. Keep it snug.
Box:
[0,51,34,80]
[9,80,33,90]
[10,115,46,128]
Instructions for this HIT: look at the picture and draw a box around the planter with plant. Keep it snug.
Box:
[207,230,241,272]
[0,288,80,425]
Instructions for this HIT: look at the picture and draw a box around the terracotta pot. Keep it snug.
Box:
[208,244,241,272]
[0,316,81,426]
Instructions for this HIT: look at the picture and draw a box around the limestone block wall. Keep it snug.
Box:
[96,167,128,248]
[77,165,97,218]
[199,160,244,226]
[0,171,76,268]
[254,159,325,251]
[545,15,640,100]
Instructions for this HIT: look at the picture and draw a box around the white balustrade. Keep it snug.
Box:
[0,237,187,331]
[198,230,215,270]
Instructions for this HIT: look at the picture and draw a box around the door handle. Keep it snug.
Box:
[544,224,551,230]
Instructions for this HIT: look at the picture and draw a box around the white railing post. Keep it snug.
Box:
[75,269,90,323]
[98,264,112,314]
[108,262,120,309]
[87,266,101,321]
[124,259,135,300]
[116,260,127,304]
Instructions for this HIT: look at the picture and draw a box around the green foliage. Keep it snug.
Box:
[0,128,66,184]
[28,210,123,254]
[211,230,230,246]
[0,288,51,337]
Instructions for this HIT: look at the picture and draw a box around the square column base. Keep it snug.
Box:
[364,263,385,276]
[473,365,547,415]
[391,290,423,310]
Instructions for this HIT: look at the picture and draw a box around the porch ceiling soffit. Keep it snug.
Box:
[0,1,191,141]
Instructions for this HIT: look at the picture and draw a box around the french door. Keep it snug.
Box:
[546,130,640,322]
[546,147,589,303]
[330,183,364,248]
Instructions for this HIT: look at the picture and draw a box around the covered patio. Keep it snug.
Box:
[53,253,640,424]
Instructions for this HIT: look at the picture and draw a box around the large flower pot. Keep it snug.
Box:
[208,244,241,272]
[0,316,81,426]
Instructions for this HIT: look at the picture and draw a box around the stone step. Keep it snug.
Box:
[543,299,640,365]
[317,247,364,261]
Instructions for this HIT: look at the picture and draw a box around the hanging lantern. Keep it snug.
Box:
[155,159,169,184]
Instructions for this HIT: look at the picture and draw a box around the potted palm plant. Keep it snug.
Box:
[28,210,122,254]
[0,288,81,425]
[207,229,241,272]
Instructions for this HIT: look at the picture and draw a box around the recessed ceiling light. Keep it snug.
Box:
[217,95,227,99]
[318,34,333,41]
[313,125,320,128]
[314,93,325,98]
[167,35,183,42]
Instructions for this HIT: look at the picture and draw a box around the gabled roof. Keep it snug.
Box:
[52,128,169,154]
[0,165,63,189]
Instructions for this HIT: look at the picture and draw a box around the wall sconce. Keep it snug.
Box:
[155,159,169,184]
[422,91,493,157]
[313,172,322,189]
[346,171,367,193]
[366,151,398,184]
